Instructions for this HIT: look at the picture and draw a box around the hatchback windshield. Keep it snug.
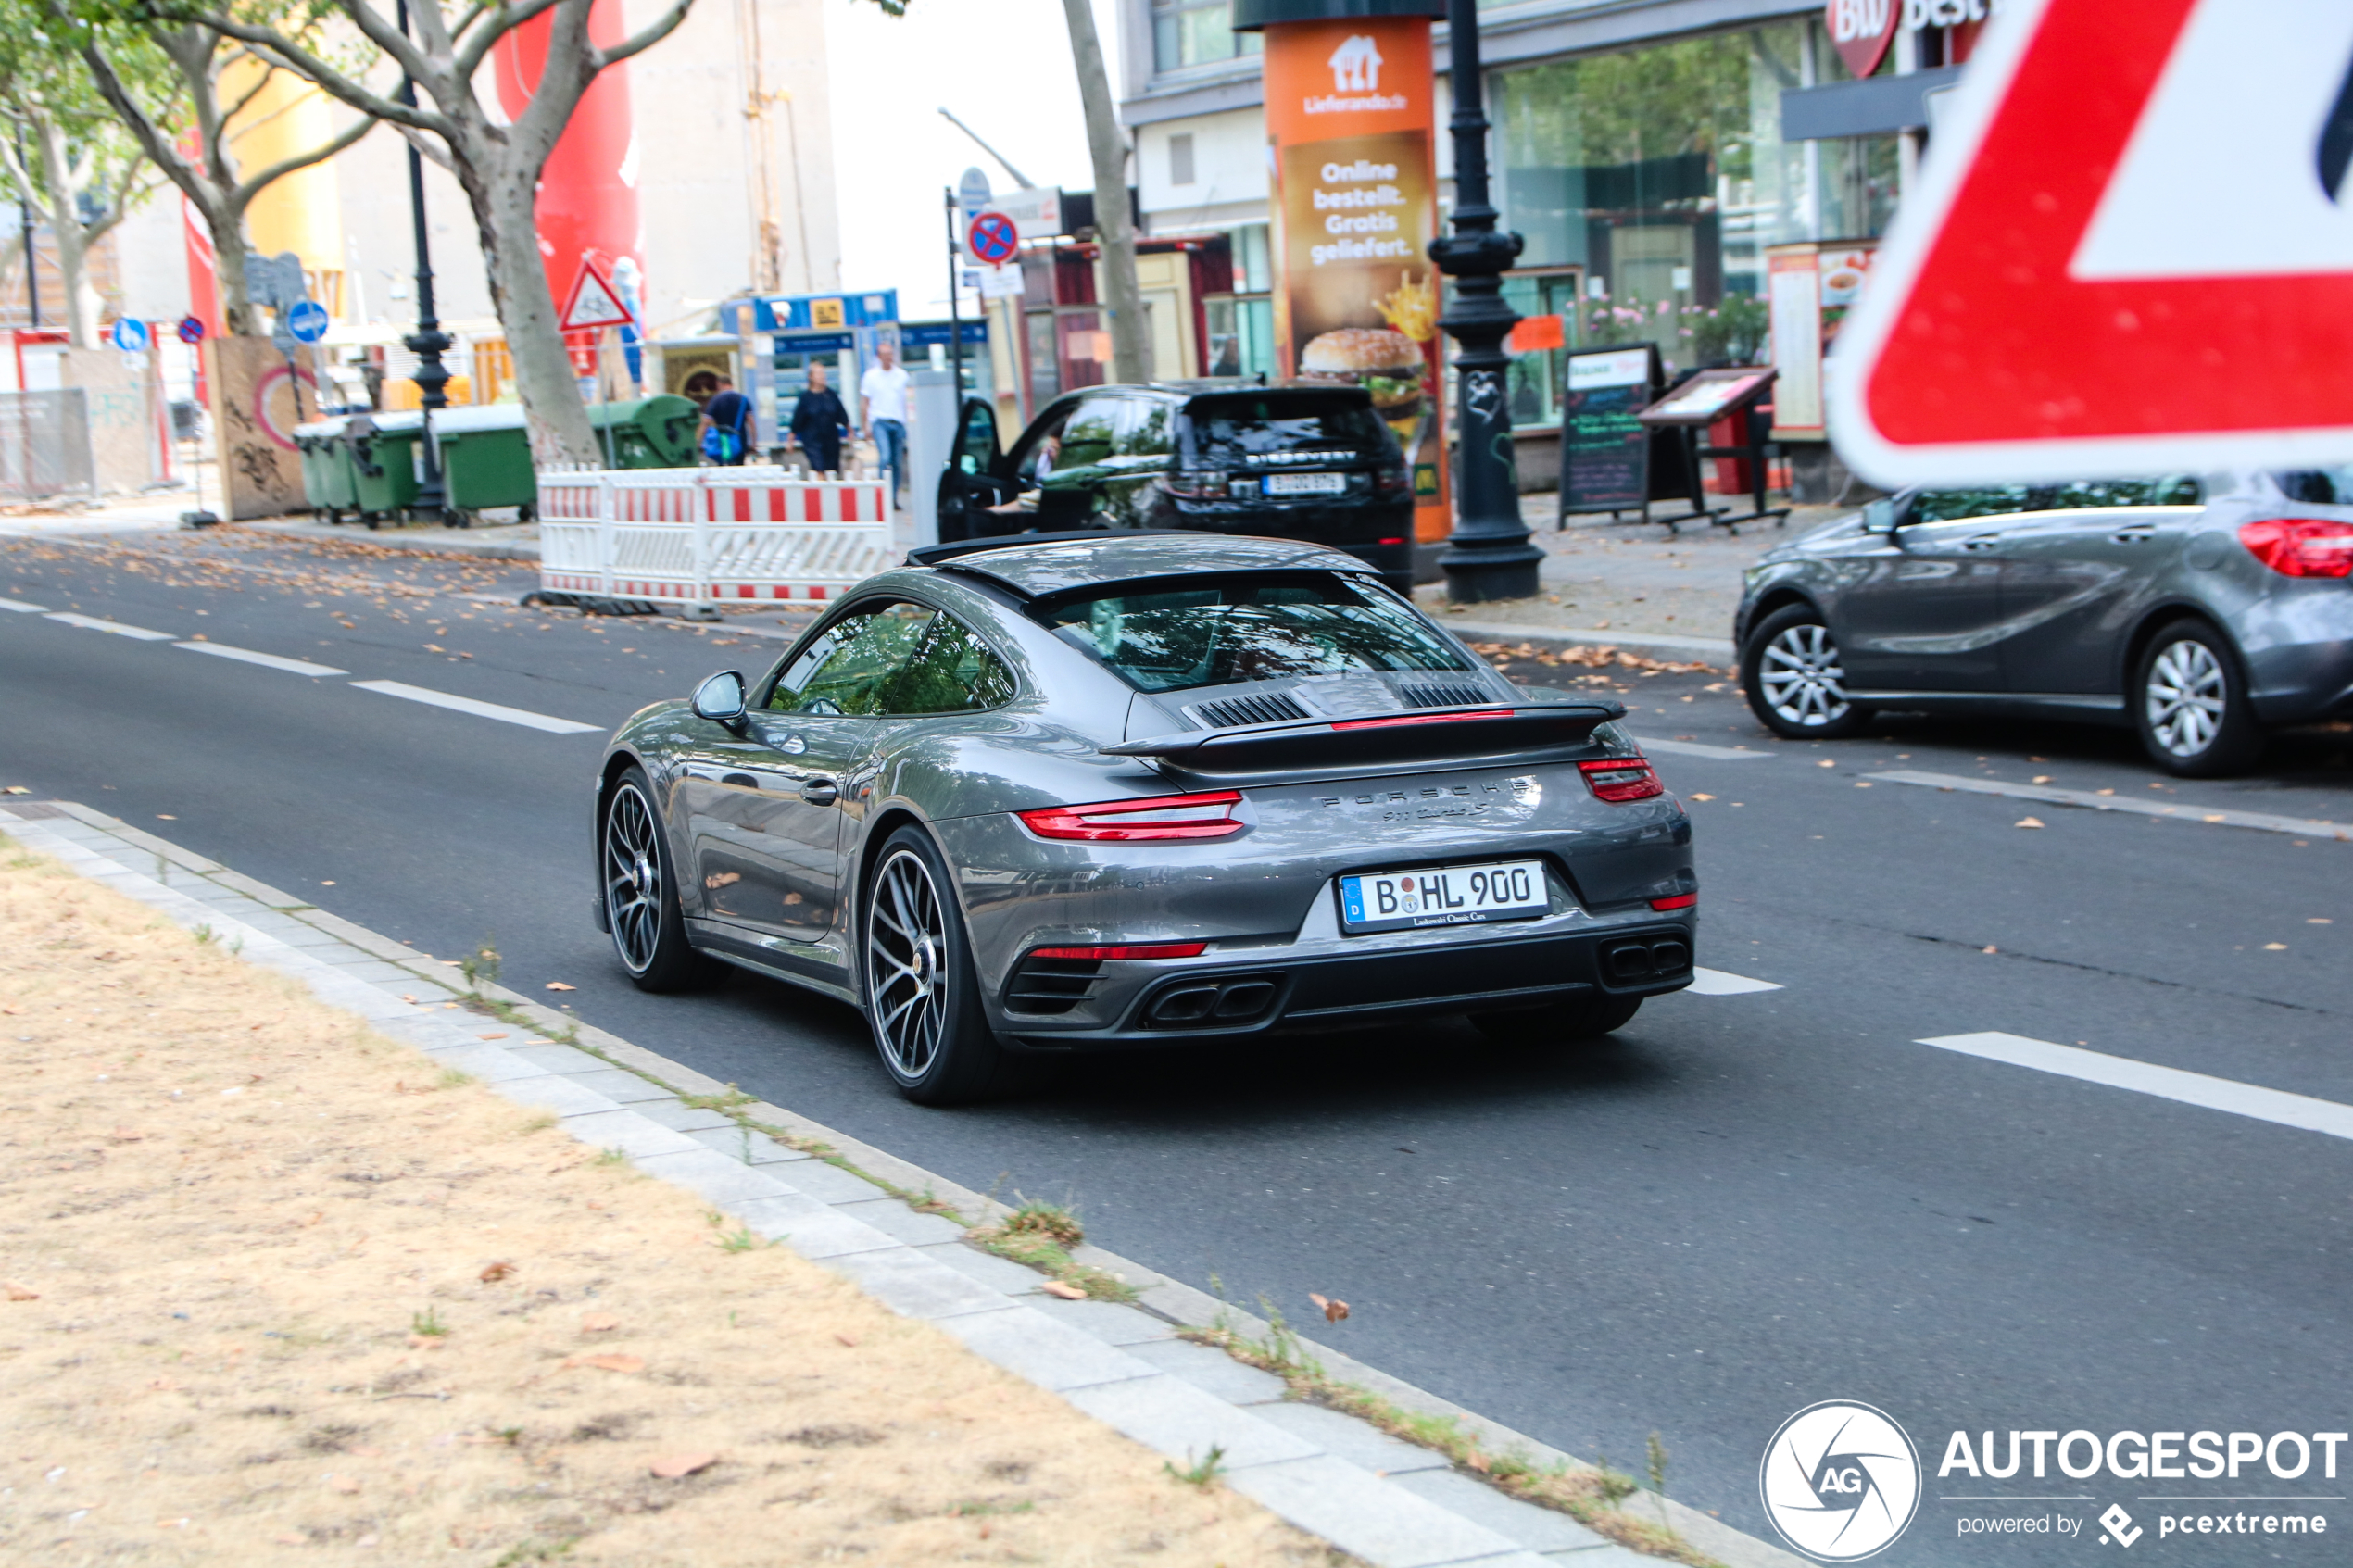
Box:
[1036,572,1470,694]
[1180,395,1396,466]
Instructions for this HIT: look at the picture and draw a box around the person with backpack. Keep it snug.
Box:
[698,374,753,466]
[786,362,850,475]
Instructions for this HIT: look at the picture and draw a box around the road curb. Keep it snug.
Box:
[0,799,1803,1568]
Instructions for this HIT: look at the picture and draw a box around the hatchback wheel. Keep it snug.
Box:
[1743,605,1872,739]
[602,768,726,992]
[863,827,1005,1105]
[2134,619,2262,777]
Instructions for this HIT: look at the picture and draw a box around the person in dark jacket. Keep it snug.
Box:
[787,363,850,475]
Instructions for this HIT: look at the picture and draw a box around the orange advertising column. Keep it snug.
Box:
[1255,9,1450,546]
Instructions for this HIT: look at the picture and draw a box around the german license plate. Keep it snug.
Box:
[1264,470,1346,495]
[1339,859,1547,935]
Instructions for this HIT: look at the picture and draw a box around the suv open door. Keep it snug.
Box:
[936,398,1010,543]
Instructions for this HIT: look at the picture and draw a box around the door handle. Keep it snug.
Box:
[2111,528,2154,544]
[799,777,838,807]
[1962,536,2002,551]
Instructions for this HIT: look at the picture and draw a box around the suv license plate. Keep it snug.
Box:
[1264,471,1346,495]
[1339,859,1548,935]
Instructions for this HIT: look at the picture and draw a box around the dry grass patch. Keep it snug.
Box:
[0,843,1352,1566]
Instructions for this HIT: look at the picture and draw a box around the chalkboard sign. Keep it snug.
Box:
[1558,344,1663,522]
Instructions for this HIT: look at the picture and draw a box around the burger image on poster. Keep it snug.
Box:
[1301,326,1428,450]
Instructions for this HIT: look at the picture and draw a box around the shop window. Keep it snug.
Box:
[1501,272,1584,431]
[1203,296,1275,380]
[1151,0,1262,73]
[1169,133,1196,188]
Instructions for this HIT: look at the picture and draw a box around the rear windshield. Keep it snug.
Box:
[1179,396,1397,467]
[1037,571,1470,695]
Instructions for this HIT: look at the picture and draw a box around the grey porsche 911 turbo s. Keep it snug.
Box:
[593,533,1697,1103]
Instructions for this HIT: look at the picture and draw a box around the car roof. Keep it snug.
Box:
[922,533,1378,599]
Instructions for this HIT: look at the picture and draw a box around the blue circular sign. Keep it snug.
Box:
[285,299,330,344]
[109,317,151,354]
[966,210,1019,267]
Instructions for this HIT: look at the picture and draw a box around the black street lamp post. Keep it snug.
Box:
[396,0,451,521]
[1428,0,1542,602]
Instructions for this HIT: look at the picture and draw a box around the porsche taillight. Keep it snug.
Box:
[2240,518,2353,579]
[1017,790,1246,841]
[1578,758,1665,803]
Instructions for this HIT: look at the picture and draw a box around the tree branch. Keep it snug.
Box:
[230,112,375,212]
[451,0,567,78]
[594,0,696,69]
[76,37,211,217]
[194,11,446,136]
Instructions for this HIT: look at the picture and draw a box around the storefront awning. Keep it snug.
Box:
[1780,66,1963,142]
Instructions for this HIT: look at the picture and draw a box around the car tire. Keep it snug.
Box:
[1471,992,1643,1046]
[1742,604,1874,740]
[601,767,728,993]
[862,825,1006,1106]
[2133,618,2264,777]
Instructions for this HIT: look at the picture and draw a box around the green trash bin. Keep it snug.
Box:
[590,394,701,469]
[431,404,535,526]
[347,411,423,527]
[294,417,357,523]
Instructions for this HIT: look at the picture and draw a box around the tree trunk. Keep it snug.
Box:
[212,216,260,336]
[1059,0,1149,384]
[32,115,98,349]
[470,159,598,466]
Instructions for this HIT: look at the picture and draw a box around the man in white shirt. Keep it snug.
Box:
[859,341,912,500]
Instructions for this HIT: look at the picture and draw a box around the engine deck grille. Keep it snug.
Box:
[1401,682,1490,709]
[1190,691,1310,728]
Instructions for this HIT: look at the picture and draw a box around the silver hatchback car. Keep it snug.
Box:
[1733,471,2353,774]
[594,533,1699,1104]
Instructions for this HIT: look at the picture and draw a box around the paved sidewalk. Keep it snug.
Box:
[0,798,1799,1568]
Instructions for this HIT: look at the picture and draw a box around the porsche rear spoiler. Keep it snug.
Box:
[1101,703,1625,774]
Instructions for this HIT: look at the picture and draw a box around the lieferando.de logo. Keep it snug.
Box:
[1760,1400,1923,1562]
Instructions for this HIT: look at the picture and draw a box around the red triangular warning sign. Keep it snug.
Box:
[1831,0,2353,484]
[560,259,635,332]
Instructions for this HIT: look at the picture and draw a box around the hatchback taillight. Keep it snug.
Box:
[1162,471,1230,500]
[1018,790,1245,841]
[1376,467,1411,495]
[1578,758,1664,803]
[2240,518,2353,578]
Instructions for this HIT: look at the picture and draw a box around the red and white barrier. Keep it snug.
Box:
[535,467,896,606]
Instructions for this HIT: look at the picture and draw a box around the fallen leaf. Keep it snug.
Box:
[545,982,576,992]
[5,1281,38,1301]
[581,1312,620,1333]
[1982,946,1998,955]
[650,1452,719,1479]
[2015,817,2045,829]
[833,1332,858,1348]
[2203,814,2226,823]
[109,1127,144,1142]
[327,1474,359,1494]
[478,1032,508,1041]
[2263,943,2288,950]
[1038,1280,1088,1300]
[1309,1293,1351,1324]
[2309,918,2334,924]
[1466,1451,1492,1474]
[401,994,419,1004]
[408,1335,446,1350]
[479,1261,515,1283]
[1689,793,1715,801]
[564,1353,645,1373]
[2,785,28,795]
[350,1446,384,1459]
[2032,775,2052,784]
[157,813,176,821]
[1817,759,1835,768]
[146,1377,178,1391]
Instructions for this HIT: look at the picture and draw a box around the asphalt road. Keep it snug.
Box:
[5,527,2350,1566]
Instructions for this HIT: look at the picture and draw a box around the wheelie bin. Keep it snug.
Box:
[294,417,358,523]
[347,411,424,527]
[430,404,535,526]
[590,394,700,469]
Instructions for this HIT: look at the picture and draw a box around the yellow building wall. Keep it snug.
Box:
[226,62,347,316]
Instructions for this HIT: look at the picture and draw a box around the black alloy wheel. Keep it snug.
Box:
[602,768,726,993]
[1742,603,1874,740]
[2134,618,2263,777]
[1470,992,1644,1046]
[862,826,1006,1106]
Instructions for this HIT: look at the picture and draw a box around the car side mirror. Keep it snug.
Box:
[1860,498,1899,534]
[691,670,748,729]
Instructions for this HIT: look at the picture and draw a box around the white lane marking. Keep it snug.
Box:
[45,611,174,641]
[1638,736,1774,760]
[0,596,45,612]
[1918,1032,2353,1143]
[174,641,347,677]
[351,679,601,734]
[1686,967,1783,996]
[1867,769,2352,842]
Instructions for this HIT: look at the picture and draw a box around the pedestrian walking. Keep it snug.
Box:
[788,363,850,476]
[860,341,911,499]
[698,374,753,466]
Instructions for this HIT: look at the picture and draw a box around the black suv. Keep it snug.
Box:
[937,383,1416,595]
